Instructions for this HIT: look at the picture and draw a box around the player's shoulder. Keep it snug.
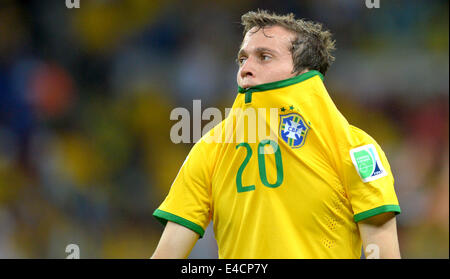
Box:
[197,115,239,147]
[348,125,383,150]
[349,125,370,139]
[183,120,228,175]
[189,119,226,155]
[199,118,225,141]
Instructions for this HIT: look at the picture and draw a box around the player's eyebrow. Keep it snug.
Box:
[237,47,278,58]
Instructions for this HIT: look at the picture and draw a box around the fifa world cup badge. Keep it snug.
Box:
[350,144,387,182]
[279,106,310,149]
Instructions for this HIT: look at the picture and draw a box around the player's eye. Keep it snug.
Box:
[261,54,271,61]
[237,57,247,66]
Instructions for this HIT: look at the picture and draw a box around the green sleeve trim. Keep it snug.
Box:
[153,209,205,238]
[354,204,401,223]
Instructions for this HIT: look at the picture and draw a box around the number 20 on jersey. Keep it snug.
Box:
[235,139,284,193]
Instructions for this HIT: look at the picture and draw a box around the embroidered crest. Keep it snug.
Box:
[279,112,310,148]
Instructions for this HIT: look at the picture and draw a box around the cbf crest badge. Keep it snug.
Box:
[279,109,310,149]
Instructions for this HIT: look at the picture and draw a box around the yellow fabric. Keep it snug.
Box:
[154,71,400,258]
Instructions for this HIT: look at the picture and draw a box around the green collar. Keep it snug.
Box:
[238,70,324,95]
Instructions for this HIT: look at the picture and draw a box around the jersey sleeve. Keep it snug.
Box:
[342,126,401,223]
[153,139,213,238]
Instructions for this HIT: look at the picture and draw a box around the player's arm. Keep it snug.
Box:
[357,212,401,259]
[151,221,199,259]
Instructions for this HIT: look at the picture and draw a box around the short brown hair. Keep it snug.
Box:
[241,9,336,75]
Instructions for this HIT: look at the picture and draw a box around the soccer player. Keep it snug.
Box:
[151,10,401,259]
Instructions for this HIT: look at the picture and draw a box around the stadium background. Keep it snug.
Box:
[0,0,448,258]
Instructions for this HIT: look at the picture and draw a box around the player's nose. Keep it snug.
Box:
[240,58,255,79]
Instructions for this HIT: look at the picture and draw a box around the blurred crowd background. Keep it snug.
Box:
[0,0,448,258]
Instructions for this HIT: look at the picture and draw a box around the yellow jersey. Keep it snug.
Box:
[153,70,401,259]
